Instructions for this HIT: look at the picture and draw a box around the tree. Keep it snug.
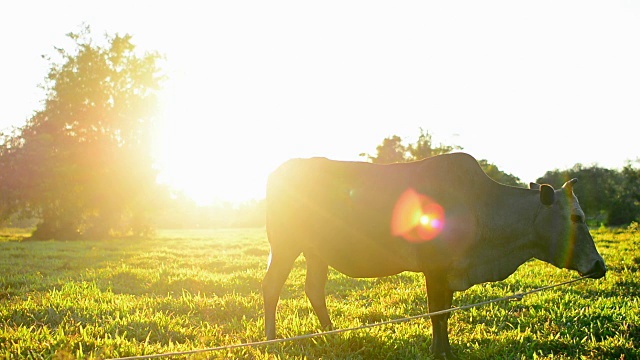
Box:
[477,159,522,187]
[363,129,524,187]
[0,26,164,239]
[407,128,461,160]
[362,135,407,164]
[363,129,462,164]
[609,161,640,225]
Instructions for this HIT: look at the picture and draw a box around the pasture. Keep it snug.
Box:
[0,226,638,359]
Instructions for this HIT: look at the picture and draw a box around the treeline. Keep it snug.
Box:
[538,163,640,226]
[1,28,638,239]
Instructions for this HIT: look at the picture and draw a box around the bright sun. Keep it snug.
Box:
[154,121,274,205]
[155,137,273,205]
[154,83,278,205]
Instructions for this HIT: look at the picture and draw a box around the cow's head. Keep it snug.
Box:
[530,179,606,279]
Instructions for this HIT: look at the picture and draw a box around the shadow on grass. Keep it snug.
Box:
[558,277,640,299]
[451,324,640,360]
[261,329,435,359]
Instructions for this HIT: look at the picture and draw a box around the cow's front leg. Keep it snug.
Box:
[425,274,457,360]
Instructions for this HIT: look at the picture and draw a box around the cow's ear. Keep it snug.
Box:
[529,182,541,190]
[540,184,555,206]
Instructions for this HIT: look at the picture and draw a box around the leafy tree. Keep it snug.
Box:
[363,129,462,164]
[363,129,523,187]
[477,159,522,187]
[0,26,164,239]
[408,128,461,160]
[609,161,640,225]
[362,135,407,164]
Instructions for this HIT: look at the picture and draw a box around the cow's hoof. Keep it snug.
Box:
[432,350,459,360]
[430,341,458,359]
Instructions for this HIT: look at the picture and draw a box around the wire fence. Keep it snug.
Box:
[108,276,589,360]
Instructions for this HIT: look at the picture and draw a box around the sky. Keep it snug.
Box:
[1,1,639,204]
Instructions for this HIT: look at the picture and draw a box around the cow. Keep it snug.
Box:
[262,152,606,359]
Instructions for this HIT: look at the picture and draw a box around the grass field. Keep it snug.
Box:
[0,226,638,359]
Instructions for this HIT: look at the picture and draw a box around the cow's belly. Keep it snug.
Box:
[303,234,423,278]
[327,257,415,278]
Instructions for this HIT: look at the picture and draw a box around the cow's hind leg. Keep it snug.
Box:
[304,251,333,331]
[262,245,301,340]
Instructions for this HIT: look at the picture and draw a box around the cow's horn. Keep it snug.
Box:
[562,178,578,190]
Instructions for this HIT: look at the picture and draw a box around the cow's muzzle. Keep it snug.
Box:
[581,258,607,279]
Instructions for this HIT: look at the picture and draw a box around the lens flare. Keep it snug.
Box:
[391,188,445,242]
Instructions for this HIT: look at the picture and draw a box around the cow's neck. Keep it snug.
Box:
[447,185,542,291]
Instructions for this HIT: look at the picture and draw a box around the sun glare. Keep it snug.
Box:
[154,77,283,205]
[155,134,271,205]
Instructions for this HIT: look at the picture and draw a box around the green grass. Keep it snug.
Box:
[0,226,638,359]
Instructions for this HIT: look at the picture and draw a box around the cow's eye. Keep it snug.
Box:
[571,214,582,223]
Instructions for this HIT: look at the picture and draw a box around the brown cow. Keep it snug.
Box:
[262,152,606,359]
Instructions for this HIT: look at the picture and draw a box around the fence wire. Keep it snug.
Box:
[108,276,589,360]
